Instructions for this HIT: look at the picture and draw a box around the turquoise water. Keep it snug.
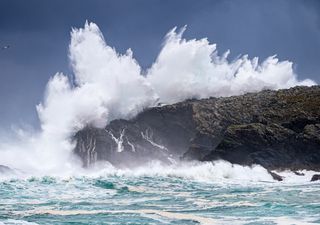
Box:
[0,162,319,225]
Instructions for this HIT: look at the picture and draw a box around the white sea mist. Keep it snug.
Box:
[0,22,316,178]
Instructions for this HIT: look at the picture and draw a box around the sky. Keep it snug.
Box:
[0,0,319,129]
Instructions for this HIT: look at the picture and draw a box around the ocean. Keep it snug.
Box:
[1,161,319,225]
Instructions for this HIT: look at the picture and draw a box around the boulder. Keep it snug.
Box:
[294,171,305,176]
[311,174,320,182]
[268,171,283,181]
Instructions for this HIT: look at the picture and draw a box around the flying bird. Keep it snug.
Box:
[1,45,10,50]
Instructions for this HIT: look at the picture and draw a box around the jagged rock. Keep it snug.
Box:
[268,171,283,181]
[294,171,305,176]
[310,174,320,182]
[74,86,320,170]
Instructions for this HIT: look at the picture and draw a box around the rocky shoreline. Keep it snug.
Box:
[74,86,320,180]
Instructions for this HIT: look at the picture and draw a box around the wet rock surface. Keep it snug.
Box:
[268,171,283,181]
[74,86,320,171]
[310,174,320,182]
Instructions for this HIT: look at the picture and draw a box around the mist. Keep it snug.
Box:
[0,22,316,176]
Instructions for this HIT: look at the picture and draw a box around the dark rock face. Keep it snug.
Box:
[311,174,320,182]
[294,171,305,176]
[268,171,283,181]
[202,123,320,170]
[74,86,320,170]
[74,102,196,167]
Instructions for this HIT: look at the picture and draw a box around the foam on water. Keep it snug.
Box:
[0,159,317,186]
[0,220,39,225]
[25,209,217,225]
[1,169,319,225]
[85,160,274,183]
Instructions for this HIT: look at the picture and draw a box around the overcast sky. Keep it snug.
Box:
[0,0,319,129]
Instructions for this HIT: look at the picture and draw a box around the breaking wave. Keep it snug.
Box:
[0,159,316,185]
[0,21,316,176]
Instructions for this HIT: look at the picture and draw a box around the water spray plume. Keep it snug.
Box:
[0,22,315,177]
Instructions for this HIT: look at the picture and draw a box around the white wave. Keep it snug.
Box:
[1,158,318,185]
[259,216,318,225]
[0,220,39,225]
[25,209,217,225]
[81,160,274,183]
[277,170,317,184]
[16,209,319,225]
[0,21,316,175]
[0,160,272,183]
[147,26,315,103]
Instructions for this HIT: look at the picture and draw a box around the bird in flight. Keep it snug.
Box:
[1,45,10,50]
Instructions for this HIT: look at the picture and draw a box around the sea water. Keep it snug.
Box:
[0,161,319,225]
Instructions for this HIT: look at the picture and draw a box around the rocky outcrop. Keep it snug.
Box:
[74,86,320,171]
[268,171,283,181]
[311,174,320,182]
[202,123,320,171]
[74,102,196,167]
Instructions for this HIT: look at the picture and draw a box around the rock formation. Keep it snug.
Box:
[311,174,320,182]
[74,86,320,171]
